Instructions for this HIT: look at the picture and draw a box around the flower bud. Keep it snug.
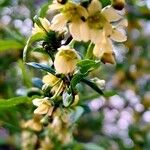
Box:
[54,46,80,74]
[112,0,125,10]
[57,0,67,4]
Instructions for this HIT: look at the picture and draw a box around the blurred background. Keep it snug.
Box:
[0,0,150,149]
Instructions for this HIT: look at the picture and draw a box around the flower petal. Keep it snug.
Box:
[77,4,88,19]
[33,98,43,106]
[88,0,102,15]
[49,1,63,11]
[102,6,122,22]
[116,19,128,27]
[93,37,113,57]
[80,22,90,42]
[69,22,81,41]
[51,14,67,32]
[93,43,103,57]
[90,29,103,44]
[111,29,127,42]
[34,103,49,115]
[38,18,51,31]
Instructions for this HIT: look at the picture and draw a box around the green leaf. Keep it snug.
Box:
[38,3,50,18]
[32,47,48,55]
[71,73,84,89]
[26,62,55,74]
[82,143,105,150]
[70,106,84,123]
[23,33,45,61]
[81,78,103,95]
[18,60,33,88]
[0,40,23,52]
[0,96,33,109]
[77,59,100,74]
[100,0,111,7]
[104,91,117,97]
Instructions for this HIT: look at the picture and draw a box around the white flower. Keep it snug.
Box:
[54,46,80,74]
[50,1,89,41]
[33,97,54,116]
[86,0,126,44]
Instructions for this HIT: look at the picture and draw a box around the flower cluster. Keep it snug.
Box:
[22,0,127,147]
[50,0,127,63]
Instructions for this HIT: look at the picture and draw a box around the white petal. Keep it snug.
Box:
[103,38,113,52]
[116,19,128,27]
[88,0,102,15]
[90,29,103,44]
[33,98,43,106]
[51,14,67,32]
[77,4,88,19]
[104,23,112,36]
[39,18,51,32]
[49,2,63,11]
[80,22,90,42]
[102,6,122,22]
[93,43,103,57]
[94,37,113,56]
[111,29,127,42]
[69,22,81,41]
[34,104,49,115]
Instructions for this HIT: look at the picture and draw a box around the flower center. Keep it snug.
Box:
[60,49,78,60]
[62,3,82,22]
[87,13,107,29]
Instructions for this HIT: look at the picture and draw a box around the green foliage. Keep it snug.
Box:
[100,0,111,7]
[82,143,105,150]
[77,59,100,74]
[38,3,50,18]
[23,33,45,61]
[0,40,23,52]
[0,96,33,109]
[81,78,103,95]
[71,73,84,89]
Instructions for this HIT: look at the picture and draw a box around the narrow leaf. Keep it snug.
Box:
[82,143,104,150]
[38,3,50,18]
[26,62,55,74]
[71,73,84,89]
[104,91,117,97]
[23,33,45,61]
[77,59,100,74]
[0,96,33,108]
[81,78,103,95]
